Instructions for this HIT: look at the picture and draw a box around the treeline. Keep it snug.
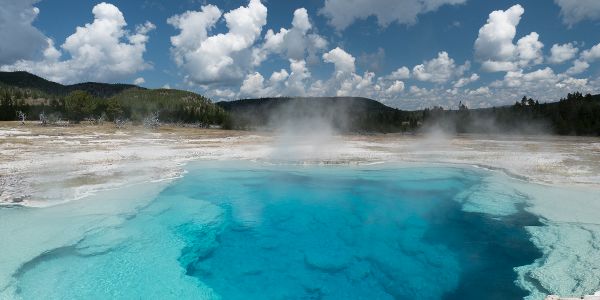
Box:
[0,85,230,127]
[0,85,60,121]
[423,92,600,136]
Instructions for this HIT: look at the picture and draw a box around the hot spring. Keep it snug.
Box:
[2,161,548,299]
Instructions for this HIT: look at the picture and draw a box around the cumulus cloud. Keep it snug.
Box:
[474,5,524,64]
[567,42,600,75]
[412,51,469,83]
[286,59,312,96]
[168,0,268,85]
[474,5,544,72]
[581,43,600,62]
[386,80,405,94]
[566,59,590,75]
[240,72,268,97]
[238,59,310,98]
[167,4,222,66]
[467,86,490,96]
[555,0,600,26]
[226,43,409,102]
[548,43,579,64]
[167,1,598,109]
[133,77,145,85]
[388,66,411,80]
[516,32,544,66]
[1,2,155,84]
[317,48,407,101]
[254,7,327,66]
[480,66,597,106]
[323,47,356,73]
[453,73,480,88]
[319,0,466,31]
[502,67,558,88]
[0,0,47,65]
[270,69,289,83]
[555,77,588,89]
[409,85,432,97]
[334,71,379,97]
[401,62,597,110]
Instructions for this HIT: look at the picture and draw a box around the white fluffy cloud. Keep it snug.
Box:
[388,66,410,80]
[323,47,356,73]
[502,67,558,88]
[176,1,600,109]
[467,86,490,96]
[168,0,267,85]
[133,77,146,85]
[386,80,405,94]
[555,0,600,26]
[482,66,596,105]
[412,51,469,83]
[1,2,155,84]
[334,71,378,97]
[0,0,47,65]
[453,73,479,88]
[566,60,590,75]
[474,5,544,72]
[254,8,327,65]
[238,59,311,98]
[474,5,523,65]
[240,72,268,98]
[581,43,600,62]
[548,43,579,64]
[239,45,392,101]
[167,4,222,65]
[319,0,466,31]
[286,59,312,96]
[516,32,544,67]
[567,42,600,75]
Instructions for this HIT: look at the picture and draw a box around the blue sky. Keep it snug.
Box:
[1,0,599,109]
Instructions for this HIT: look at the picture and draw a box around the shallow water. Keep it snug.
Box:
[10,162,542,299]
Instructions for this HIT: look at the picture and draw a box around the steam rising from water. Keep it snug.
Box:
[266,99,348,162]
[269,119,342,162]
[263,97,557,164]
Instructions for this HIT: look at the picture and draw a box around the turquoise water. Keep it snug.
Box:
[13,162,542,299]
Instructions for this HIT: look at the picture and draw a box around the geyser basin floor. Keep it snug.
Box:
[2,162,551,299]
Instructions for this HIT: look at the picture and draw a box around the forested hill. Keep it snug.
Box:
[217,97,420,132]
[0,71,228,127]
[0,71,140,98]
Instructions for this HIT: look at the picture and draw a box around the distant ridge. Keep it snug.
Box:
[0,71,228,126]
[217,97,419,132]
[0,71,142,98]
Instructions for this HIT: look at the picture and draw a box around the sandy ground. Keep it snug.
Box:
[1,121,599,207]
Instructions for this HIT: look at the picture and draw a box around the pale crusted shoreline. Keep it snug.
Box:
[2,122,599,207]
[0,123,270,207]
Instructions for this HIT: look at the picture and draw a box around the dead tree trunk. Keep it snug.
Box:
[16,111,26,125]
